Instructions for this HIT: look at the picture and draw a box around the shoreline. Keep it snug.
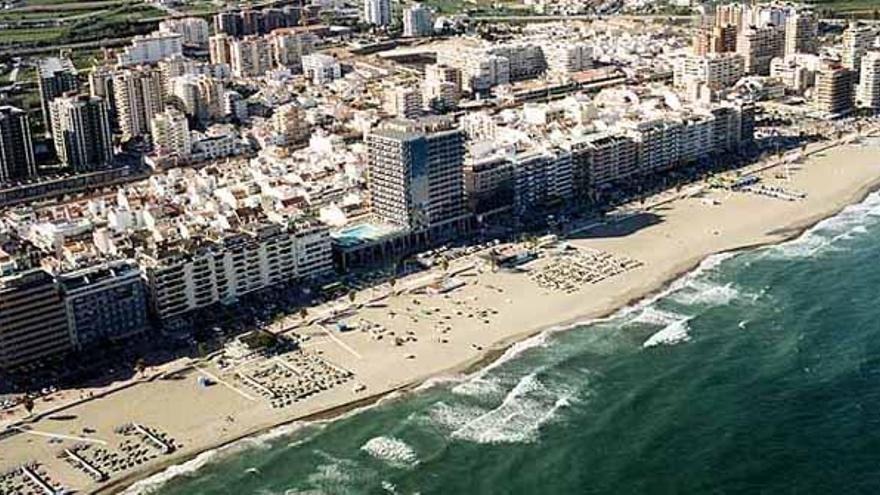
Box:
[97,142,880,495]
[4,138,880,495]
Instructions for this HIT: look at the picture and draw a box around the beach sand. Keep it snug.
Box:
[3,137,880,494]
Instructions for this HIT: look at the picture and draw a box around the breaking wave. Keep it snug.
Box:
[642,319,692,348]
[360,436,419,468]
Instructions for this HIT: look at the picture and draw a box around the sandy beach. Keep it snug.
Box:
[3,135,880,494]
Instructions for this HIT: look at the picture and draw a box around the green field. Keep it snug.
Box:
[0,2,163,49]
[793,0,879,17]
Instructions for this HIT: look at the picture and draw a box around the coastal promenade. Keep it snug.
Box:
[2,130,880,494]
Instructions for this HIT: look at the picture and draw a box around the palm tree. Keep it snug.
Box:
[299,308,308,320]
[22,396,34,416]
[134,358,146,376]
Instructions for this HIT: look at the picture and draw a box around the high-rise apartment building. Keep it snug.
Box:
[159,17,210,46]
[140,219,332,322]
[117,31,183,67]
[272,103,311,149]
[230,36,273,78]
[113,66,165,142]
[209,33,233,66]
[268,29,317,70]
[58,260,148,349]
[813,63,855,116]
[403,3,433,37]
[857,51,880,110]
[693,24,737,56]
[674,53,745,90]
[366,117,468,232]
[842,22,876,73]
[363,0,391,27]
[784,11,817,55]
[37,57,79,135]
[384,86,423,118]
[423,63,462,111]
[49,94,114,172]
[545,43,593,74]
[302,54,342,85]
[0,268,72,370]
[88,65,118,130]
[737,25,785,75]
[0,106,36,184]
[151,108,192,159]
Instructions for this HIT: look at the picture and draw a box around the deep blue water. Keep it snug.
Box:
[141,191,880,495]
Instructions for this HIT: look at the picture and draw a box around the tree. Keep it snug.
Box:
[134,358,146,376]
[22,396,34,415]
[389,278,397,288]
[440,258,450,272]
[299,308,308,319]
[348,291,356,303]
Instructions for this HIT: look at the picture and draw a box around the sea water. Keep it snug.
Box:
[140,191,880,495]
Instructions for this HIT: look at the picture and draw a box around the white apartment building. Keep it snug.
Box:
[141,219,332,321]
[857,50,880,110]
[384,86,423,118]
[209,33,233,66]
[363,0,391,26]
[436,50,509,94]
[171,74,223,122]
[268,30,317,70]
[403,3,433,37]
[510,148,574,214]
[625,118,683,173]
[770,53,820,94]
[737,25,784,75]
[230,36,274,78]
[159,17,210,46]
[674,53,745,90]
[545,43,593,74]
[273,103,311,148]
[302,54,342,85]
[784,11,817,56]
[117,31,183,67]
[112,66,165,141]
[151,108,191,160]
[580,131,639,187]
[842,23,877,73]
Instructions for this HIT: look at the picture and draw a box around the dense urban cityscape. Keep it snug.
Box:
[2,0,880,492]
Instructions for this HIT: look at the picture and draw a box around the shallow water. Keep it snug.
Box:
[141,191,880,495]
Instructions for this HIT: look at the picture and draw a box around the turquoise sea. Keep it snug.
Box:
[137,190,880,495]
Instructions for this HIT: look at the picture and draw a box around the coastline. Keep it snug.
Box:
[4,137,880,495]
[104,140,880,495]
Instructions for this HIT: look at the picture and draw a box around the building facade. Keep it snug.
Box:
[0,106,36,184]
[366,117,468,232]
[37,57,79,136]
[0,268,72,370]
[49,94,114,172]
[58,260,148,349]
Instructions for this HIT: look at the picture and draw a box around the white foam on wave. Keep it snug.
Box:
[447,372,574,444]
[768,191,880,258]
[305,453,359,489]
[669,280,740,306]
[630,307,689,326]
[451,375,504,398]
[642,319,692,348]
[360,436,419,468]
[119,392,402,495]
[120,247,745,493]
